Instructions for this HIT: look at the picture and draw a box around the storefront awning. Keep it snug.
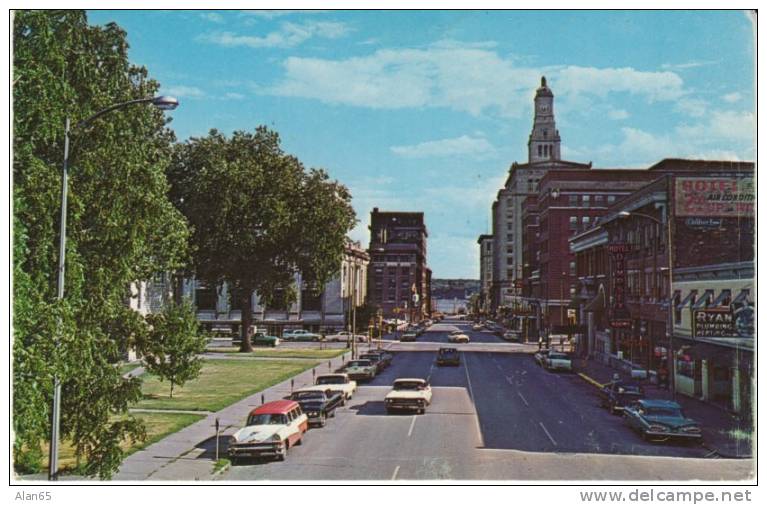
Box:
[676,290,697,310]
[584,286,606,312]
[692,289,715,309]
[732,289,751,307]
[711,289,732,307]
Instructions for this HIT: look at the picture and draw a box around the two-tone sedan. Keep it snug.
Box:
[227,400,307,462]
[343,359,377,382]
[623,399,703,443]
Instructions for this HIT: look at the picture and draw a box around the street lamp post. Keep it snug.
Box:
[617,209,675,398]
[49,95,179,481]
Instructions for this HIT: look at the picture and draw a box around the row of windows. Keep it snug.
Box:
[537,144,555,158]
[566,194,617,207]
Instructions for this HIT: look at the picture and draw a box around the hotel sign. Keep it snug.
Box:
[608,243,631,329]
[675,177,754,217]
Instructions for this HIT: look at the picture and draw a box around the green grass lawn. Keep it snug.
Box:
[27,411,204,476]
[135,359,320,411]
[207,347,348,360]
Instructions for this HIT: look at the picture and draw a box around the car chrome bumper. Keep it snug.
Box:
[228,443,284,458]
[643,430,702,439]
[386,402,424,411]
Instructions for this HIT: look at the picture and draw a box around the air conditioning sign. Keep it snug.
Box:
[675,177,754,217]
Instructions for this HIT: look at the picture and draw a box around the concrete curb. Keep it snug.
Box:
[577,372,605,389]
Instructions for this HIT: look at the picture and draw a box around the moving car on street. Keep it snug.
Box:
[343,359,377,381]
[502,330,522,342]
[436,347,460,366]
[313,373,357,401]
[544,352,572,372]
[533,349,550,366]
[471,322,484,331]
[623,399,703,442]
[325,331,367,343]
[252,331,280,347]
[282,329,324,342]
[227,400,307,462]
[447,330,470,343]
[400,330,418,342]
[288,389,344,427]
[385,378,433,414]
[365,349,394,368]
[599,380,646,414]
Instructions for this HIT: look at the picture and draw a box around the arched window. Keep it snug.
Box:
[538,145,542,156]
[544,145,549,157]
[543,129,548,139]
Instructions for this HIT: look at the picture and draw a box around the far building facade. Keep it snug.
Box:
[367,208,430,321]
[477,234,494,315]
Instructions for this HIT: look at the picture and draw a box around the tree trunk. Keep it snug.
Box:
[239,290,254,352]
[170,380,174,398]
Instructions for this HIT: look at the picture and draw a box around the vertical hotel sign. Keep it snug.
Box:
[608,243,631,328]
[675,177,754,217]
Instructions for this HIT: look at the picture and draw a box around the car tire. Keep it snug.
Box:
[276,442,287,461]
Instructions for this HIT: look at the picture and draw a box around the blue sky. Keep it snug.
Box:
[87,9,755,279]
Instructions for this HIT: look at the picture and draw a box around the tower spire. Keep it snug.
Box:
[528,76,561,163]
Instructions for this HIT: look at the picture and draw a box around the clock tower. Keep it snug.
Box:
[528,76,561,163]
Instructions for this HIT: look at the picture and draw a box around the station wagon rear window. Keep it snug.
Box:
[247,413,288,426]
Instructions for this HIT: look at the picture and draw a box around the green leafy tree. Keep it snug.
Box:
[169,127,356,351]
[140,303,207,398]
[13,11,189,478]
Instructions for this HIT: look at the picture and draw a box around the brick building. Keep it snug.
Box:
[367,208,430,320]
[570,160,754,415]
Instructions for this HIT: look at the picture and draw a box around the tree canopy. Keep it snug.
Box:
[169,127,357,351]
[13,11,189,478]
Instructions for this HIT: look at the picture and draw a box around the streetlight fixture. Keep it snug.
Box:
[616,209,675,398]
[49,95,180,481]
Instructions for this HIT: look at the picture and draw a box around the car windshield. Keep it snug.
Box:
[450,330,462,335]
[317,376,345,385]
[549,353,568,359]
[247,413,288,426]
[291,391,325,401]
[645,407,684,418]
[348,360,371,367]
[394,381,426,391]
[360,354,379,361]
[617,383,643,394]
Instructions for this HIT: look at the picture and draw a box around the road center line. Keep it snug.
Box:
[391,465,400,480]
[407,415,417,437]
[539,421,557,446]
[517,391,530,407]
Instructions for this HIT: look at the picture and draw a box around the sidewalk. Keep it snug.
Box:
[573,357,753,459]
[113,349,356,480]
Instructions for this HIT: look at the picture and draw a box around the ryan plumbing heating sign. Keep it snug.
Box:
[675,177,754,217]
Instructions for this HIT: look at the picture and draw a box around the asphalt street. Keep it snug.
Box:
[219,321,745,481]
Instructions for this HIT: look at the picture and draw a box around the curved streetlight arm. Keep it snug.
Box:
[75,97,155,130]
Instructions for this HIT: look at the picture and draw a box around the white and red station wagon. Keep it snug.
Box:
[227,400,308,462]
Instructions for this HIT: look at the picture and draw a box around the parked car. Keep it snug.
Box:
[252,331,280,347]
[400,330,418,342]
[312,373,357,401]
[385,378,433,414]
[544,351,572,372]
[227,400,307,462]
[325,331,367,343]
[343,359,377,381]
[288,389,344,427]
[471,323,484,331]
[283,329,323,342]
[436,347,460,366]
[365,349,394,368]
[623,399,702,442]
[502,330,522,342]
[533,349,550,366]
[599,380,646,414]
[448,330,470,343]
[359,352,386,373]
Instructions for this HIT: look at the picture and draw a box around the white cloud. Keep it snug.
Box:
[661,60,719,70]
[677,110,755,142]
[224,92,245,100]
[555,66,685,101]
[390,135,496,159]
[239,10,329,20]
[200,12,224,24]
[607,108,629,120]
[199,21,351,49]
[722,92,742,103]
[266,45,688,117]
[675,97,708,117]
[163,85,205,98]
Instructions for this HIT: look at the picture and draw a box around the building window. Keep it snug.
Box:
[569,261,576,275]
[582,216,590,228]
[569,216,578,230]
[607,195,616,204]
[569,195,578,206]
[594,195,604,206]
[583,195,590,207]
[538,145,542,156]
[195,284,217,311]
